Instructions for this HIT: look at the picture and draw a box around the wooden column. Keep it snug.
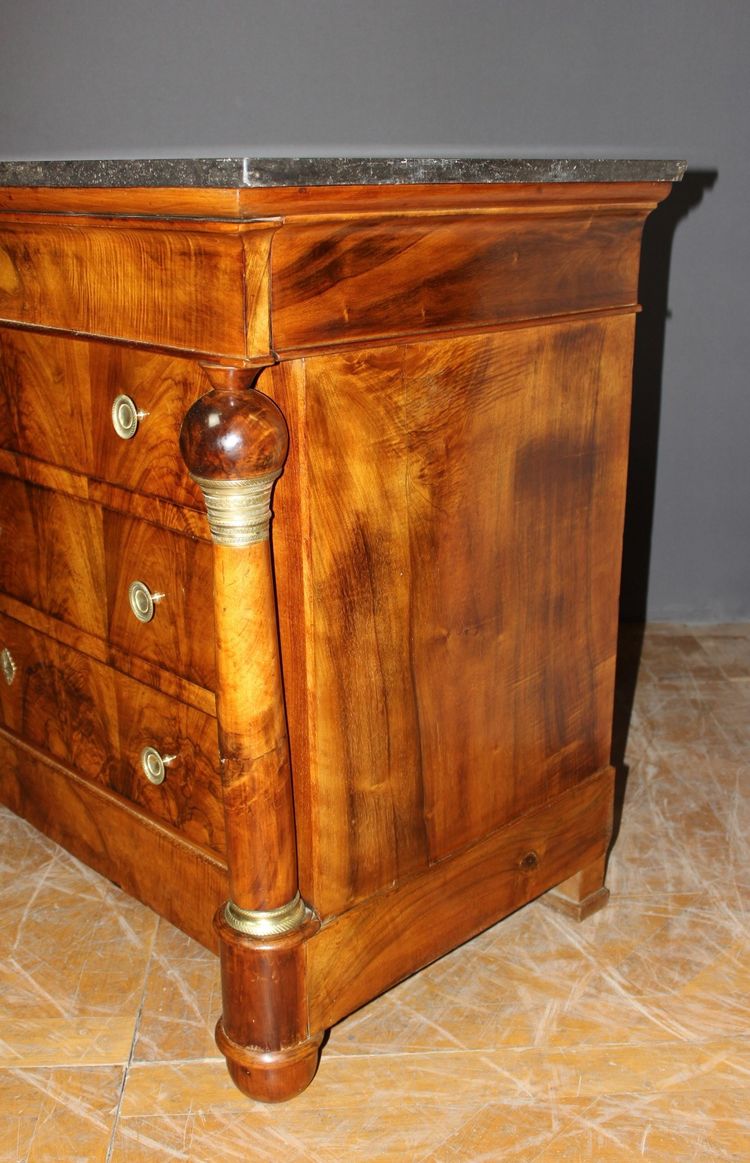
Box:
[180,363,320,1102]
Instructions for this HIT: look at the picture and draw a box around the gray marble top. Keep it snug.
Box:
[0,157,685,188]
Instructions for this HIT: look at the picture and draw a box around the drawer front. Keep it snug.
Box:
[0,611,117,781]
[113,676,223,854]
[0,217,275,357]
[0,475,214,690]
[0,613,225,854]
[0,327,208,508]
[104,510,215,689]
[0,474,106,637]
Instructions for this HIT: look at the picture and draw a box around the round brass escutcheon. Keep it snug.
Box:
[140,745,176,785]
[111,394,145,440]
[128,580,164,624]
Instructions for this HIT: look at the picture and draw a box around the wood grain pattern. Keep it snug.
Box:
[269,315,633,918]
[264,359,319,913]
[0,611,118,784]
[215,913,323,1102]
[0,590,216,716]
[0,474,214,689]
[0,326,212,509]
[0,473,107,637]
[181,369,301,913]
[104,510,215,689]
[0,326,94,469]
[0,729,227,950]
[113,674,224,854]
[0,218,277,357]
[0,178,672,218]
[271,210,646,352]
[306,765,614,1031]
[0,446,212,540]
[0,612,224,852]
[180,368,312,1099]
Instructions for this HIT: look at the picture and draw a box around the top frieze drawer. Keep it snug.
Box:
[0,328,209,507]
[0,215,276,359]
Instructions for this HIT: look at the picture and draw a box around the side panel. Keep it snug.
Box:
[274,316,634,917]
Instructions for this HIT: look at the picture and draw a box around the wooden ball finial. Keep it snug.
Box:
[179,364,288,484]
[179,364,289,547]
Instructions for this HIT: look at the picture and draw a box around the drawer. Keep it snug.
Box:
[0,216,275,357]
[104,510,215,689]
[0,475,215,689]
[0,613,225,854]
[0,327,208,508]
[0,474,106,637]
[0,611,118,781]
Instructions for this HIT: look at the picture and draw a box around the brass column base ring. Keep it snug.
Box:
[224,893,308,938]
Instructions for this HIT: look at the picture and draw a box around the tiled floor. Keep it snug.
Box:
[1,624,748,1161]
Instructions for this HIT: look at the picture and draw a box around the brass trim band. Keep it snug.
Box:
[224,893,308,938]
[191,470,281,547]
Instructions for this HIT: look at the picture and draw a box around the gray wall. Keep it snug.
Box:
[1,0,748,621]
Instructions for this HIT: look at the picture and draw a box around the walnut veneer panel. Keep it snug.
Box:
[0,613,224,853]
[271,210,644,352]
[270,315,633,917]
[306,766,615,1031]
[0,327,209,508]
[0,175,674,218]
[104,511,215,689]
[0,217,277,357]
[0,611,118,782]
[0,473,106,637]
[0,473,214,689]
[0,731,226,949]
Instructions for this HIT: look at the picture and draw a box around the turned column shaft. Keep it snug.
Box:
[213,538,297,911]
[180,363,304,930]
[180,363,321,1103]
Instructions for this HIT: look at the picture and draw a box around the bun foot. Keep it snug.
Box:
[216,1019,324,1103]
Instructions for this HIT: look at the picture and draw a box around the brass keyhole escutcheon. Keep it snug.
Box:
[111,394,148,440]
[128,580,165,624]
[140,746,177,786]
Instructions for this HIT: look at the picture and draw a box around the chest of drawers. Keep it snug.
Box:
[0,157,682,1101]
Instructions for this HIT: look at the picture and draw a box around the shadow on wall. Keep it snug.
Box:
[620,168,717,625]
[610,168,716,844]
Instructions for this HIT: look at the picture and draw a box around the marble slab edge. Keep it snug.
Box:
[0,157,686,188]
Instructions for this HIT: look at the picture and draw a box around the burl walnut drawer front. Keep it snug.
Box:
[0,327,207,509]
[0,612,225,854]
